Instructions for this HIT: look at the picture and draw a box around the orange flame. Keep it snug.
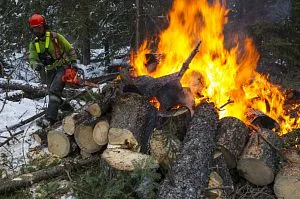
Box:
[149,96,161,110]
[130,0,299,135]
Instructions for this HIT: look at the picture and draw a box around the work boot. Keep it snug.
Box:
[36,117,54,128]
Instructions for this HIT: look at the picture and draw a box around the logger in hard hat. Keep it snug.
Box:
[28,13,77,127]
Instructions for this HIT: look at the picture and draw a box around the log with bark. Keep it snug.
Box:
[245,108,280,131]
[108,92,157,153]
[0,156,100,194]
[237,128,282,186]
[101,148,159,171]
[158,102,219,199]
[47,127,78,158]
[62,110,92,135]
[216,116,249,169]
[0,90,24,101]
[274,162,300,199]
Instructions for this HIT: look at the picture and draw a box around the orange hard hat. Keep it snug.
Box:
[29,13,45,28]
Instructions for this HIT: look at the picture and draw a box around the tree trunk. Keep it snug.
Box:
[47,128,78,158]
[237,128,282,186]
[158,102,219,199]
[108,93,157,153]
[274,162,300,199]
[216,116,249,169]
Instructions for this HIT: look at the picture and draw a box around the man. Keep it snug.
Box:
[28,13,77,127]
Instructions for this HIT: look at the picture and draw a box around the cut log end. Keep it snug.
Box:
[87,103,102,117]
[101,148,158,171]
[108,128,139,152]
[74,125,102,153]
[237,159,274,186]
[93,120,109,146]
[62,113,77,135]
[47,130,71,158]
[274,163,300,199]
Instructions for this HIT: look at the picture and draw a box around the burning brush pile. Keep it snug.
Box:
[21,0,300,198]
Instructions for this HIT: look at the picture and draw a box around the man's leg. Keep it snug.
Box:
[45,68,65,123]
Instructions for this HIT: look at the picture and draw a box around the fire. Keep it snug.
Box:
[130,0,300,134]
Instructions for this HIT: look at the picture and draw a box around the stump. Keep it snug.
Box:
[237,128,282,186]
[74,124,103,153]
[216,117,249,169]
[93,120,109,146]
[274,163,300,199]
[101,148,158,171]
[158,102,219,199]
[47,128,77,158]
[108,92,157,153]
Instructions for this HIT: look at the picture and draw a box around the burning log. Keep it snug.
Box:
[246,108,280,131]
[47,128,78,158]
[216,117,249,169]
[108,93,157,153]
[93,120,109,146]
[237,128,282,186]
[274,163,300,199]
[74,124,103,153]
[101,148,158,171]
[158,102,219,199]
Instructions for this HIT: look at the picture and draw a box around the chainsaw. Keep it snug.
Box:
[61,67,99,88]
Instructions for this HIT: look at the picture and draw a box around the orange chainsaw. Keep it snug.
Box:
[61,68,98,88]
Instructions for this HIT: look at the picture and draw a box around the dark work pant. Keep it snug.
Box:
[41,67,65,121]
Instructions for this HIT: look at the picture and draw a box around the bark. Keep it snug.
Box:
[74,123,103,153]
[216,117,249,169]
[274,163,300,199]
[47,128,78,158]
[0,156,100,194]
[93,120,109,146]
[158,102,219,199]
[0,90,24,101]
[237,128,282,186]
[108,93,157,153]
[101,148,158,171]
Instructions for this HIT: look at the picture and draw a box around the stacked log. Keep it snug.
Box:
[158,102,219,199]
[237,128,282,186]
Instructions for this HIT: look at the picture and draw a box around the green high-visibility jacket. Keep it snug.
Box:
[28,31,77,70]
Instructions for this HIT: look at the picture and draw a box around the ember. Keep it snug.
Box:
[130,0,299,134]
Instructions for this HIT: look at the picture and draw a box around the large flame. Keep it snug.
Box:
[130,0,299,134]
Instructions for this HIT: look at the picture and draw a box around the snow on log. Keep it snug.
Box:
[93,120,109,145]
[216,117,249,169]
[274,162,300,199]
[101,148,158,171]
[47,128,77,158]
[0,90,24,101]
[108,92,157,153]
[158,102,219,199]
[237,128,282,186]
